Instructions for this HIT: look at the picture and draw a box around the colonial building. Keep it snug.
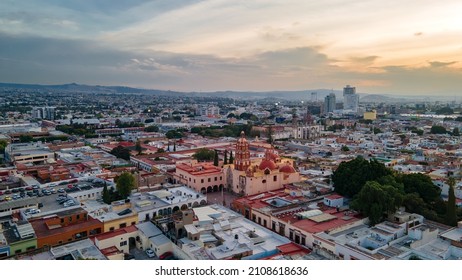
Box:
[226,132,300,196]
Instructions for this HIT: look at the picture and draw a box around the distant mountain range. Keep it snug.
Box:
[0,82,455,103]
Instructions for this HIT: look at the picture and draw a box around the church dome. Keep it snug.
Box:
[259,159,278,171]
[279,164,296,173]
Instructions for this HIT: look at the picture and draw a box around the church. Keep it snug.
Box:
[225,131,300,196]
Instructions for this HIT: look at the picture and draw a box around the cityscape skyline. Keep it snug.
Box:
[1,1,462,95]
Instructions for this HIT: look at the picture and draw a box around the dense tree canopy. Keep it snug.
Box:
[332,157,392,197]
[110,145,131,161]
[193,148,215,161]
[144,126,159,132]
[351,181,403,225]
[166,129,184,139]
[397,173,441,204]
[430,125,447,134]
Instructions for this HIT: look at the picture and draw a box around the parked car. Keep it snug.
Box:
[145,248,155,258]
[50,189,57,194]
[159,252,174,260]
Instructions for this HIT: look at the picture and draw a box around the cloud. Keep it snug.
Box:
[414,32,423,36]
[349,56,380,65]
[428,61,457,68]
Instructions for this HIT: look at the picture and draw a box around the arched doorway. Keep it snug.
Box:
[201,187,206,194]
[207,186,212,193]
[193,201,199,207]
[200,200,207,205]
[181,204,188,210]
[172,206,180,213]
[219,184,224,191]
[213,185,218,192]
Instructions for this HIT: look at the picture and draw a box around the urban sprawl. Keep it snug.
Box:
[0,85,461,260]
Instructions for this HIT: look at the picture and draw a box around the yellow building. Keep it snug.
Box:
[363,110,377,120]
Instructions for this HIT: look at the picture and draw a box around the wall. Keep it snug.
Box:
[103,214,138,232]
[10,238,37,256]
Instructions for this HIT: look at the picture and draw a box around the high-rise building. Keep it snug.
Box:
[324,93,336,114]
[311,92,317,102]
[32,107,56,120]
[343,85,359,113]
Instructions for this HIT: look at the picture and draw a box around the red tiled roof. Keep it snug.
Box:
[326,194,343,200]
[100,246,122,256]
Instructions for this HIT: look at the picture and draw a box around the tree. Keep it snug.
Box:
[446,177,458,226]
[341,145,350,152]
[431,125,447,134]
[224,150,228,165]
[453,127,460,136]
[166,129,184,139]
[135,141,142,155]
[435,107,454,115]
[397,173,441,204]
[229,151,234,164]
[332,157,392,198]
[213,150,219,166]
[0,139,7,153]
[110,145,131,160]
[156,148,165,154]
[173,141,176,152]
[116,172,135,199]
[144,126,159,132]
[192,148,215,161]
[19,135,34,143]
[102,184,111,204]
[351,181,403,226]
[267,125,273,144]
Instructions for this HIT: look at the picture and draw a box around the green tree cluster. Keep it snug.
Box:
[110,145,131,160]
[193,148,215,161]
[351,181,403,225]
[332,157,392,197]
[430,125,447,134]
[144,126,159,132]
[166,129,184,139]
[333,157,450,225]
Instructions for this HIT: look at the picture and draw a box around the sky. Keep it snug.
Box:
[1,0,462,95]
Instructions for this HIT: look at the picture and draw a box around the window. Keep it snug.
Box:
[264,220,267,228]
[189,178,191,182]
[131,221,136,225]
[201,179,204,183]
[273,175,277,182]
[258,217,261,224]
[214,177,217,181]
[109,227,115,231]
[194,179,196,183]
[208,178,211,182]
[220,176,222,180]
[76,214,80,220]
[289,230,294,240]
[120,241,128,247]
[60,218,64,223]
[272,221,276,231]
[69,216,72,222]
[120,223,127,228]
[252,214,256,222]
